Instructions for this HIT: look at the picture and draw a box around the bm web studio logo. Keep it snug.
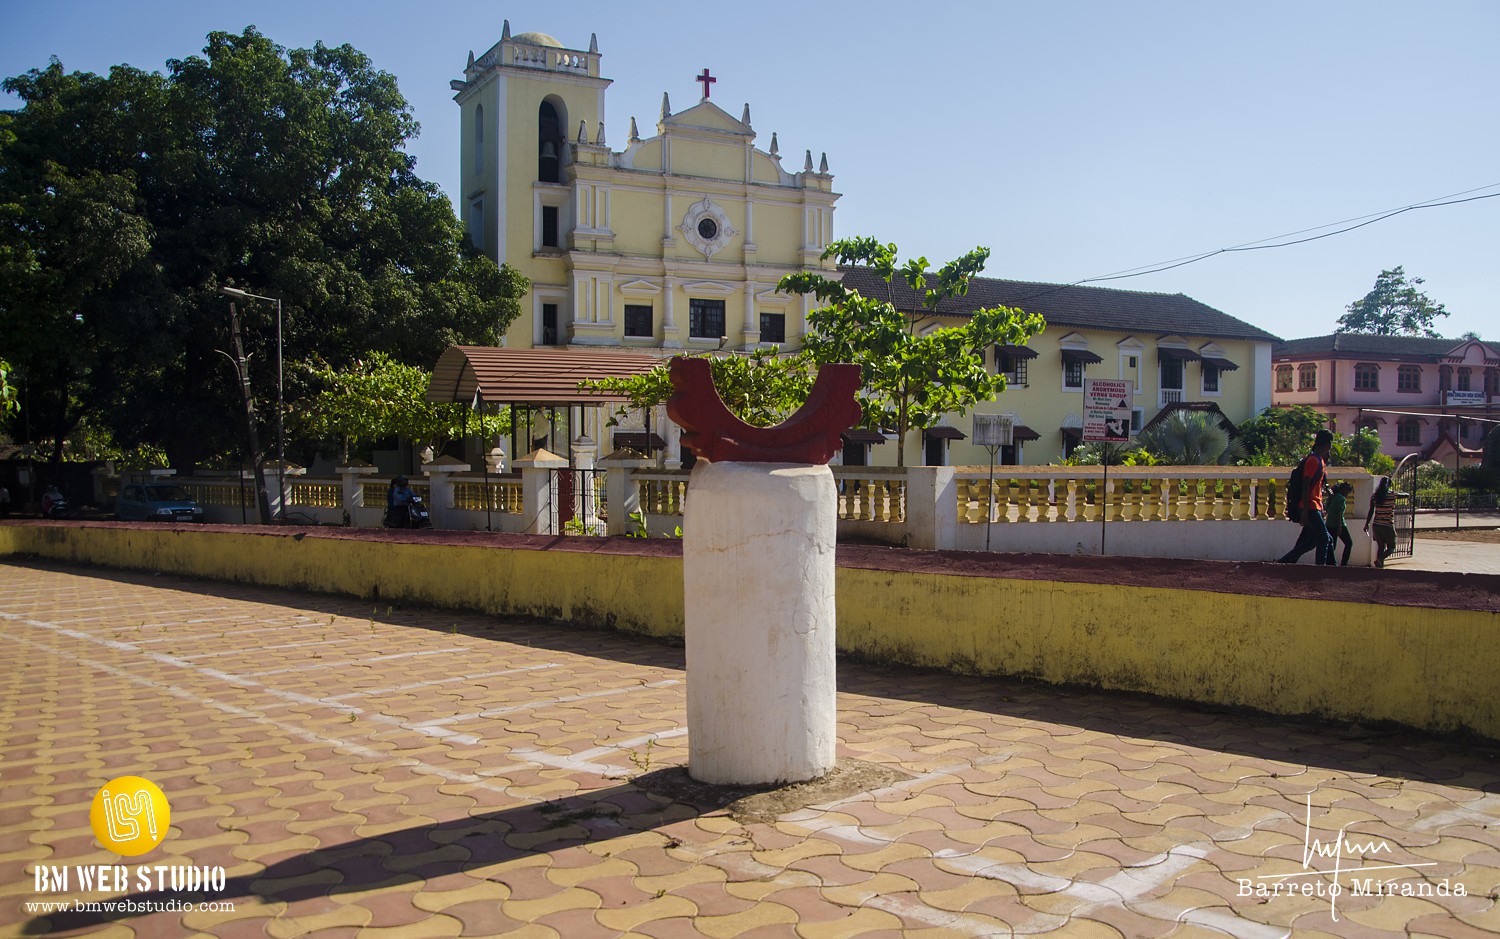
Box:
[89,776,170,857]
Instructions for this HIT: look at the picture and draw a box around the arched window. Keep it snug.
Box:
[474,105,484,174]
[1353,363,1379,391]
[1298,363,1317,391]
[538,101,562,183]
[1276,365,1294,391]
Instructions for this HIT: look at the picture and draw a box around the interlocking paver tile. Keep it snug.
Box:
[6,561,1500,938]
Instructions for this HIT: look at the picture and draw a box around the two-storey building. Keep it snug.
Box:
[1271,334,1499,466]
[837,269,1278,467]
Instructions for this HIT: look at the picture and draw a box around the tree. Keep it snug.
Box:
[1237,405,1329,466]
[0,31,527,472]
[1336,266,1450,337]
[780,238,1045,467]
[0,357,17,417]
[297,353,511,464]
[582,348,814,434]
[1136,410,1245,465]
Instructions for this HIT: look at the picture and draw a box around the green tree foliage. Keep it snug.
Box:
[297,353,510,463]
[1237,405,1329,466]
[780,238,1045,467]
[1335,266,1450,337]
[1135,410,1245,465]
[583,348,814,433]
[0,357,17,416]
[0,30,527,470]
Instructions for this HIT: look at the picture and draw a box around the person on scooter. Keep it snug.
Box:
[42,484,65,519]
[387,475,415,527]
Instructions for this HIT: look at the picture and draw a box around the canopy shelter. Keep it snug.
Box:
[429,345,663,408]
[428,345,665,464]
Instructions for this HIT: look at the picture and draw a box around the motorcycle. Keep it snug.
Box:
[42,493,71,519]
[383,494,432,530]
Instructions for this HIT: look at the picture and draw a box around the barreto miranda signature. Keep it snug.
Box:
[1238,793,1466,921]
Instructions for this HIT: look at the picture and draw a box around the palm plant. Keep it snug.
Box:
[1136,410,1246,465]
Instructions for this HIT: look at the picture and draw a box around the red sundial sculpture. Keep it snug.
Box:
[666,356,862,465]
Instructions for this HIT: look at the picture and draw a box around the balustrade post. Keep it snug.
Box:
[515,448,568,535]
[336,462,378,526]
[599,450,652,536]
[422,455,468,530]
[907,466,954,550]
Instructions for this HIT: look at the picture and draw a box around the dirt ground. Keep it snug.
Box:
[1418,527,1500,544]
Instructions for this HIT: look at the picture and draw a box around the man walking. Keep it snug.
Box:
[1278,429,1333,565]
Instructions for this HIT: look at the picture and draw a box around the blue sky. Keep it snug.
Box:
[4,0,1495,341]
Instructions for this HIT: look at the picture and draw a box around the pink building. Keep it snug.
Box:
[1271,335,1499,465]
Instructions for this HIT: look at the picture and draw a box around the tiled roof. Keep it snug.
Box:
[836,268,1279,343]
[1273,333,1475,359]
[429,346,662,406]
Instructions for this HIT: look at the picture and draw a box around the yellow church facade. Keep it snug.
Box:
[450,23,839,354]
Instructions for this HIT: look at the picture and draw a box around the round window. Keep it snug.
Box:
[697,217,719,241]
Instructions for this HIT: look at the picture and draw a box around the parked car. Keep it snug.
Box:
[116,483,205,523]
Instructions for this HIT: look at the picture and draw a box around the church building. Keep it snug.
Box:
[450,23,840,354]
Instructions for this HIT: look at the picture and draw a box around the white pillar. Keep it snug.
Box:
[683,461,837,785]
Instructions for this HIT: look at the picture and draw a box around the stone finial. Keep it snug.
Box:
[661,92,671,120]
[467,50,475,68]
[819,152,829,173]
[589,32,599,54]
[629,116,640,141]
[502,19,511,40]
[577,120,588,143]
[742,103,751,125]
[804,150,814,172]
[769,132,779,157]
[595,122,606,145]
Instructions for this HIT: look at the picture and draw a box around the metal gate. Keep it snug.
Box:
[550,468,604,535]
[1390,453,1420,559]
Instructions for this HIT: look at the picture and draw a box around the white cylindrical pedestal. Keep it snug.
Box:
[683,461,838,785]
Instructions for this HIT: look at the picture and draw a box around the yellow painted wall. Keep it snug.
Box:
[7,524,1491,738]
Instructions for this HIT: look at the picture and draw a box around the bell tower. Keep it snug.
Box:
[451,23,610,344]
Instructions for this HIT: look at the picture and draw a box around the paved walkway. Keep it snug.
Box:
[3,561,1497,938]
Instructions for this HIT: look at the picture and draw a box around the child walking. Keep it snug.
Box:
[1364,476,1398,568]
[1324,481,1354,566]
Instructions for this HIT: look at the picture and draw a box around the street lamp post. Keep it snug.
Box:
[220,286,284,521]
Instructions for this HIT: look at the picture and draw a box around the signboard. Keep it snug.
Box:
[973,413,1014,447]
[1447,391,1485,406]
[1083,379,1133,442]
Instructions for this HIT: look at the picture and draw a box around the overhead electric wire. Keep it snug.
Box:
[1010,183,1500,305]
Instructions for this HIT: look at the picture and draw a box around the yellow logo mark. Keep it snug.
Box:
[90,776,170,857]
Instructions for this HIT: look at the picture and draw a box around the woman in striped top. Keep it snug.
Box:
[1364,476,1398,568]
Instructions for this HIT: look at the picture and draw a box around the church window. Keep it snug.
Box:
[540,304,559,346]
[474,105,484,174]
[538,101,562,183]
[541,206,559,248]
[1298,363,1317,391]
[1353,363,1379,391]
[759,313,785,344]
[1276,365,1294,391]
[1398,365,1421,392]
[624,305,653,338]
[689,299,725,340]
[468,199,484,251]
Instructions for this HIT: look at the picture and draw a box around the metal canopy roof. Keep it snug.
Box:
[429,345,664,407]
